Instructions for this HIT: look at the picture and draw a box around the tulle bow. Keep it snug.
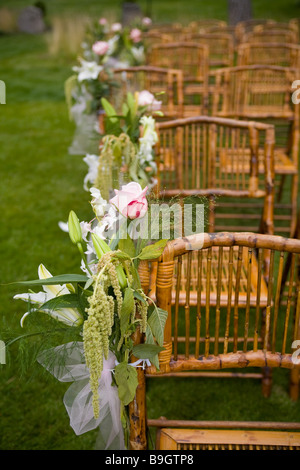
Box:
[38,342,125,450]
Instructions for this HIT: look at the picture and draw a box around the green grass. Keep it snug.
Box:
[1,0,300,451]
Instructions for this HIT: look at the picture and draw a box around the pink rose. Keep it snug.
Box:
[130,28,142,43]
[138,90,162,111]
[92,41,109,56]
[109,182,148,219]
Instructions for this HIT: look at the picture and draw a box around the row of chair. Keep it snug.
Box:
[100,19,300,449]
[108,64,298,237]
[144,18,299,45]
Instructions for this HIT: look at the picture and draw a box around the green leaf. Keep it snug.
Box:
[126,91,136,118]
[9,274,89,286]
[137,239,168,260]
[133,290,148,304]
[145,324,160,370]
[118,236,136,258]
[131,265,141,290]
[112,251,131,261]
[114,361,138,406]
[120,288,134,335]
[100,97,118,123]
[38,294,81,312]
[132,343,164,359]
[147,307,168,347]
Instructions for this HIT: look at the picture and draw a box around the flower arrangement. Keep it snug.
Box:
[65,16,151,151]
[10,181,168,449]
[83,91,162,199]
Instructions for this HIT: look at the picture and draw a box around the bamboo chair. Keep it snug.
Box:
[155,116,275,236]
[142,31,173,48]
[182,33,234,111]
[252,23,299,43]
[130,232,300,450]
[212,65,299,237]
[152,116,275,395]
[235,19,297,44]
[186,19,227,33]
[147,23,183,39]
[184,33,234,68]
[237,42,300,68]
[279,211,300,400]
[147,42,209,116]
[243,30,298,45]
[110,66,184,120]
[153,422,300,450]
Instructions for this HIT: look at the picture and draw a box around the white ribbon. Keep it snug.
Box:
[37,342,125,450]
[115,358,151,369]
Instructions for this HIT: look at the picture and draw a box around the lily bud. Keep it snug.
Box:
[68,211,83,245]
[91,233,111,258]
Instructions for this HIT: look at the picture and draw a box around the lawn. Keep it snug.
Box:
[1,0,300,451]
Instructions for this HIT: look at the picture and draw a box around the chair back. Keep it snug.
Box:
[148,42,209,83]
[237,42,300,68]
[111,66,184,119]
[149,232,300,375]
[156,116,275,234]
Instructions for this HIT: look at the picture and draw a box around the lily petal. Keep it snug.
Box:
[38,264,70,298]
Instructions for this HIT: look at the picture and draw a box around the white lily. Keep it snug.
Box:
[83,154,99,191]
[14,264,83,328]
[90,187,108,217]
[137,115,158,164]
[131,46,145,64]
[73,59,103,82]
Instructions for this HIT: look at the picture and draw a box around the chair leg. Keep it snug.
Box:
[260,307,272,397]
[290,174,298,238]
[129,367,148,450]
[276,175,286,203]
[262,366,272,398]
[289,369,299,401]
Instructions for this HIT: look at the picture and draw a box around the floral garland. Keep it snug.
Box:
[11,181,168,449]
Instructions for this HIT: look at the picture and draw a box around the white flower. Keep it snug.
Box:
[111,22,122,32]
[14,264,83,327]
[58,221,69,232]
[131,46,145,64]
[90,187,108,217]
[73,59,103,82]
[107,35,119,56]
[138,115,158,164]
[80,221,92,242]
[58,220,91,242]
[92,206,119,242]
[80,258,98,277]
[83,154,99,191]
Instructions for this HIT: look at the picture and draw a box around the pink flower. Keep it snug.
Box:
[92,41,109,56]
[130,28,142,43]
[138,90,162,111]
[111,22,122,32]
[109,182,148,220]
[142,17,152,26]
[99,17,107,25]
